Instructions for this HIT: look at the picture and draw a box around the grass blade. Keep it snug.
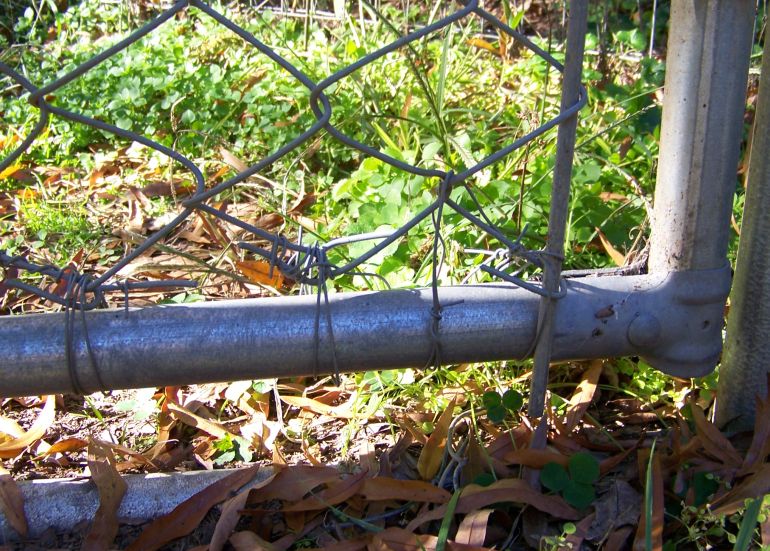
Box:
[734,497,763,551]
[436,489,462,551]
[645,439,656,551]
[435,26,452,121]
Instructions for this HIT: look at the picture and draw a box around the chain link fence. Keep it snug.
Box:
[0,0,587,398]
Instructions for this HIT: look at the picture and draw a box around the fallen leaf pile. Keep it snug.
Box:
[1,363,770,549]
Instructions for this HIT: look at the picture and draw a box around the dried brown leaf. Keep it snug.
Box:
[690,403,742,468]
[289,193,317,215]
[0,473,28,537]
[503,448,569,469]
[739,394,770,475]
[394,417,428,446]
[220,147,249,173]
[599,191,630,203]
[407,478,579,532]
[417,398,457,480]
[466,38,500,56]
[251,465,340,503]
[604,526,634,551]
[587,479,640,541]
[455,509,494,546]
[230,530,279,551]
[235,260,284,289]
[166,401,237,441]
[564,360,603,432]
[210,468,277,551]
[599,439,641,475]
[33,437,88,459]
[254,213,285,231]
[370,527,492,551]
[358,477,450,504]
[127,464,261,551]
[83,439,127,551]
[711,463,770,515]
[0,395,55,459]
[141,180,194,197]
[236,69,269,99]
[284,469,368,512]
[596,228,626,266]
[485,423,531,459]
[281,394,357,419]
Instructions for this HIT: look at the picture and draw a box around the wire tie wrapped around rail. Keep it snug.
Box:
[63,272,105,395]
[427,172,465,369]
[309,245,341,385]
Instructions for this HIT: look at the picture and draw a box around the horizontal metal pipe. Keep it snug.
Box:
[0,269,730,398]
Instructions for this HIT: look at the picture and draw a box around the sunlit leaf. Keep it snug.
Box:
[596,228,626,266]
[0,473,28,537]
[209,468,278,551]
[358,477,451,504]
[564,360,602,432]
[33,437,88,459]
[417,398,457,480]
[82,439,127,551]
[127,464,261,551]
[0,163,23,180]
[455,509,494,546]
[0,396,55,459]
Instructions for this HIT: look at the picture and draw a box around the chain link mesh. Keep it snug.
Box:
[0,0,586,313]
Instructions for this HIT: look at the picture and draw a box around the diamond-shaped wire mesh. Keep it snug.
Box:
[0,0,585,311]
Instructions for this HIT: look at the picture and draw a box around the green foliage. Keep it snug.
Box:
[17,192,99,262]
[0,0,671,288]
[482,388,523,424]
[212,432,253,465]
[540,452,600,510]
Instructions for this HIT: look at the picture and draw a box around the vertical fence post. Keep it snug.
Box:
[648,0,754,274]
[716,44,770,432]
[528,0,588,419]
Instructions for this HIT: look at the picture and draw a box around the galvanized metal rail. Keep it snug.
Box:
[0,268,731,397]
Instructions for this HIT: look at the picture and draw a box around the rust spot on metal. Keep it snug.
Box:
[595,305,614,319]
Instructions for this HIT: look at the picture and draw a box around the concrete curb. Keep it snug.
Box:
[0,467,272,542]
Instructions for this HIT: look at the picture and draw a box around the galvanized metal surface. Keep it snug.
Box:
[0,269,730,398]
[0,467,272,541]
[648,0,755,273]
[716,42,770,432]
[530,0,588,418]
